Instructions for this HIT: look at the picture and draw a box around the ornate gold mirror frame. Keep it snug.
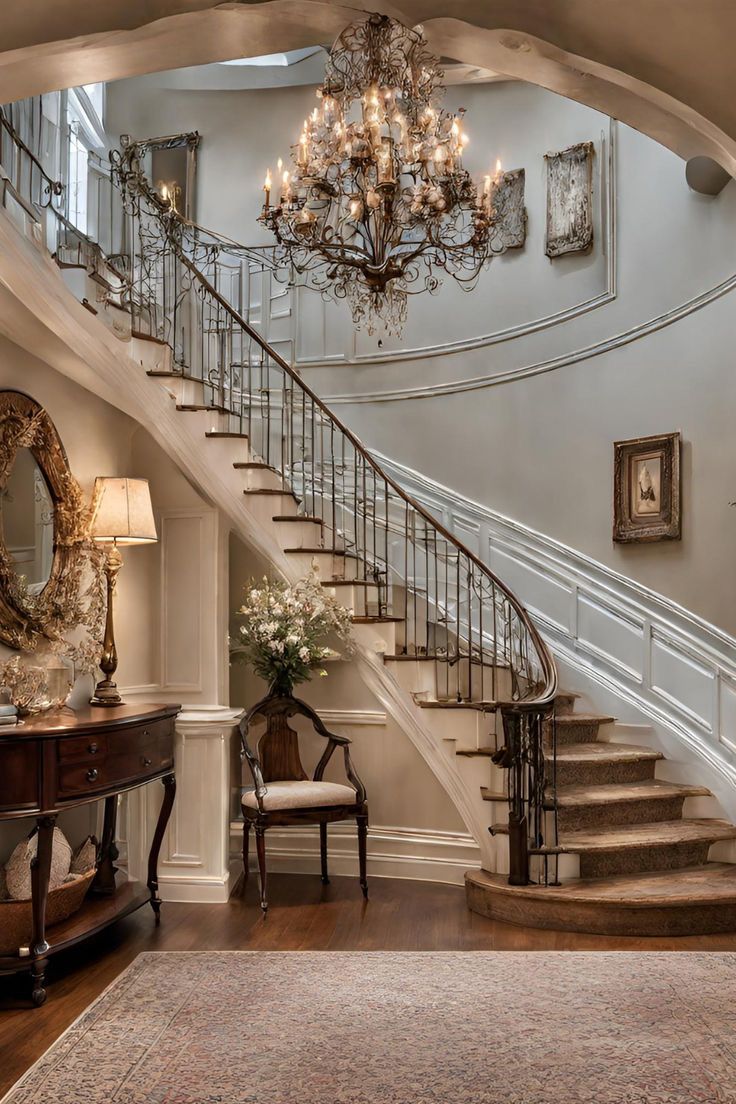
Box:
[0,390,90,651]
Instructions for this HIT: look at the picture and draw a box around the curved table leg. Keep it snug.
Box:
[147,773,176,925]
[30,815,56,1006]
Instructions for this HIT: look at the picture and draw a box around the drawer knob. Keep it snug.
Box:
[143,729,150,738]
[86,768,99,783]
[142,756,153,768]
[88,742,99,755]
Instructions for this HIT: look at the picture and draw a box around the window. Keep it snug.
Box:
[64,85,106,235]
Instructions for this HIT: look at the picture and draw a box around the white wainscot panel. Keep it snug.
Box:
[651,631,716,732]
[718,674,736,754]
[453,516,481,558]
[489,541,572,635]
[575,593,644,681]
[161,514,202,690]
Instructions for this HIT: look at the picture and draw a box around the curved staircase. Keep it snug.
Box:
[3,106,736,935]
[467,694,736,935]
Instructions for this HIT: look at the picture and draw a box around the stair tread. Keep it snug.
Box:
[557,818,736,852]
[456,746,495,757]
[352,616,403,624]
[549,742,664,763]
[283,547,345,555]
[206,431,248,439]
[243,488,298,497]
[272,515,324,524]
[417,700,497,711]
[321,579,380,587]
[554,713,616,725]
[553,779,710,806]
[480,787,507,802]
[468,863,736,907]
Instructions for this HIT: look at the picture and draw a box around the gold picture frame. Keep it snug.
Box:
[613,432,681,543]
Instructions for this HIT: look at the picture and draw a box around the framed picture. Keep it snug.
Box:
[544,141,594,258]
[613,432,681,543]
[490,168,527,252]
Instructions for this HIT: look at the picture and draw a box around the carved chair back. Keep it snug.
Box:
[255,712,308,784]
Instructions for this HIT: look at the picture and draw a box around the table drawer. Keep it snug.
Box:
[58,733,108,764]
[58,719,175,799]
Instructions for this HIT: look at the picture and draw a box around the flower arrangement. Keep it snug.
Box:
[233,573,354,696]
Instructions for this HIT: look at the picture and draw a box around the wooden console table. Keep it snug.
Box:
[0,702,179,1005]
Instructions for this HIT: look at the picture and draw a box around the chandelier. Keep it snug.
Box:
[258,13,503,334]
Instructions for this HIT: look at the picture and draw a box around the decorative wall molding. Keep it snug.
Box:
[376,449,736,800]
[229,821,481,886]
[324,266,736,403]
[295,119,617,369]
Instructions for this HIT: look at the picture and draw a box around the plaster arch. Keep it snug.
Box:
[0,1,734,174]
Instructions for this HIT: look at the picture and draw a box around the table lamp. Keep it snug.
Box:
[89,477,157,706]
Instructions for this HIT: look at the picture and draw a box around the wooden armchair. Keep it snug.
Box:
[239,692,368,913]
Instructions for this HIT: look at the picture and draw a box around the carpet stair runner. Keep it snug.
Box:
[465,694,736,934]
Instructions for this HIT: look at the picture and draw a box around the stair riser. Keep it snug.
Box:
[240,468,287,492]
[323,582,383,618]
[556,794,686,832]
[465,874,736,937]
[271,519,324,547]
[285,550,347,579]
[135,338,174,376]
[244,493,300,523]
[578,840,713,879]
[554,694,577,716]
[351,621,400,655]
[552,758,658,787]
[548,721,603,746]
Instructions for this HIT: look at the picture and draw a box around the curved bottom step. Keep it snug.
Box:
[465,864,736,937]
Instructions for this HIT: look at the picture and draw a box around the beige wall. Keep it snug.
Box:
[0,336,216,861]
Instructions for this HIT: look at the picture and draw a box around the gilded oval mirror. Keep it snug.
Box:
[0,390,77,650]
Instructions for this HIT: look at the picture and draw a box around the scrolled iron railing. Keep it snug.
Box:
[0,104,558,886]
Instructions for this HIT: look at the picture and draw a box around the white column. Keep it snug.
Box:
[126,705,242,904]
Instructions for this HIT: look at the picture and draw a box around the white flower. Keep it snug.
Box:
[286,634,299,646]
[298,646,310,661]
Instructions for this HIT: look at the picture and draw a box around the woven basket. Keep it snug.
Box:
[0,868,96,956]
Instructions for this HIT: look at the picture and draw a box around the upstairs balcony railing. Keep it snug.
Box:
[0,101,559,887]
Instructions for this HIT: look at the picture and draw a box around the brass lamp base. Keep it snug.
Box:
[90,544,124,708]
[90,680,123,707]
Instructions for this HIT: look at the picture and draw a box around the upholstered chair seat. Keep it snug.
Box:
[242,780,357,811]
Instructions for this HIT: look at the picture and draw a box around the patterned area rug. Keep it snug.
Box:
[4,951,736,1103]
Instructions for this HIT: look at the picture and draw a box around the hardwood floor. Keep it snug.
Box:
[3,872,736,1097]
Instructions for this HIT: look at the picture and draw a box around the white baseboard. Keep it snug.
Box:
[158,867,239,904]
[229,821,480,886]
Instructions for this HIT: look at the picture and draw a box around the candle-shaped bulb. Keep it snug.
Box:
[495,158,503,179]
[460,132,469,148]
[263,168,272,207]
[277,157,283,174]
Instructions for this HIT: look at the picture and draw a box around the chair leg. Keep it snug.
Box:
[255,825,268,914]
[357,814,368,899]
[241,820,250,896]
[319,822,330,885]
